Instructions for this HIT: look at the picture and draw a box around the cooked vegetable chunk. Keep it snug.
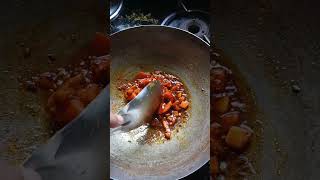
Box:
[213,96,230,113]
[225,126,252,150]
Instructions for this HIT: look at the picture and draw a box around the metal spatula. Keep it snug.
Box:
[23,85,110,180]
[110,80,162,133]
[22,81,161,179]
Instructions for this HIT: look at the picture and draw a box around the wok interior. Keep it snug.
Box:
[110,26,210,178]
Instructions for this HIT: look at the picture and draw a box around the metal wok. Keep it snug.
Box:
[110,26,210,179]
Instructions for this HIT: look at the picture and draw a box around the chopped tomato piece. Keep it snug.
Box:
[179,96,186,102]
[173,105,181,111]
[173,100,181,111]
[134,88,141,95]
[161,86,168,94]
[162,80,172,88]
[163,91,175,102]
[138,78,152,88]
[124,86,140,101]
[135,71,151,79]
[179,100,189,109]
[126,87,134,96]
[171,85,180,91]
[158,101,172,114]
[126,92,137,101]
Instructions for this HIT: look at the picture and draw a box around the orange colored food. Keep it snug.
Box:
[89,32,110,56]
[44,60,108,127]
[211,61,255,178]
[118,71,190,139]
[25,34,110,128]
[225,126,252,150]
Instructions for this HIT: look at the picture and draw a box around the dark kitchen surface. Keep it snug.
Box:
[110,0,210,179]
[111,0,210,33]
[183,163,210,180]
[212,0,319,179]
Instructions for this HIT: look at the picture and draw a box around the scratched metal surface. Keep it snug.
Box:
[212,0,319,179]
[110,26,210,179]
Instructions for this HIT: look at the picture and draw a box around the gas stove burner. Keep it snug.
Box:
[110,0,123,21]
[161,10,210,43]
[180,18,209,39]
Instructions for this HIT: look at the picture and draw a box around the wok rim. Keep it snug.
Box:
[110,25,210,47]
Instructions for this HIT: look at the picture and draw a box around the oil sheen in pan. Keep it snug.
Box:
[112,67,191,144]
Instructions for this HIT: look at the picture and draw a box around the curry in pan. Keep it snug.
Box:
[23,33,110,129]
[210,50,259,179]
[117,70,190,139]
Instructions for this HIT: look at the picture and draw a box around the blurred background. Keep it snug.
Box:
[212,0,319,179]
[0,0,107,164]
[0,0,319,179]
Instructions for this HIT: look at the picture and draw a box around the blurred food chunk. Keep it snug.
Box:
[225,126,252,150]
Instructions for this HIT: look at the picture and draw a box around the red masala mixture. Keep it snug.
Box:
[118,71,190,139]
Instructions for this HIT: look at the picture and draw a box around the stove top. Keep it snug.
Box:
[109,0,210,179]
[110,0,210,42]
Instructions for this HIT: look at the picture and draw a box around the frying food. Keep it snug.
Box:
[28,56,109,127]
[211,61,255,179]
[118,71,190,139]
[24,33,110,128]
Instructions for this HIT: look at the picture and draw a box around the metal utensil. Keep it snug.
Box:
[111,80,162,134]
[110,26,210,180]
[23,85,110,180]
